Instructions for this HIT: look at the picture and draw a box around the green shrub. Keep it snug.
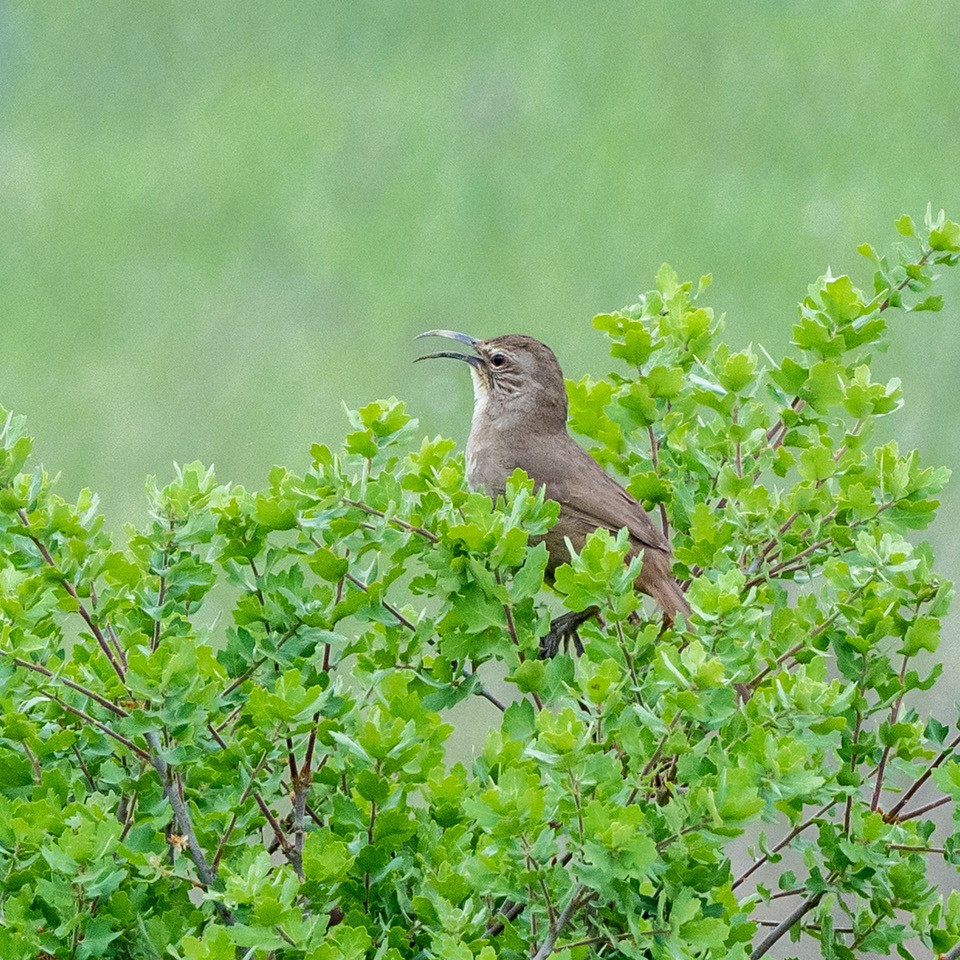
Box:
[1,207,960,960]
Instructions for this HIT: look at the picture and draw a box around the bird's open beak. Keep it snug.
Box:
[414,329,484,371]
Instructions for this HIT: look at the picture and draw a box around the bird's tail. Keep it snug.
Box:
[651,574,692,625]
[639,548,692,625]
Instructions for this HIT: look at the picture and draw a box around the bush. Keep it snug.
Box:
[1,208,960,960]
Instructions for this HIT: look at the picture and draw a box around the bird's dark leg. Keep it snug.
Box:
[540,607,600,659]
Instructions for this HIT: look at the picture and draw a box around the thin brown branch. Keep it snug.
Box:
[220,623,302,698]
[342,498,438,542]
[748,606,845,690]
[44,692,150,762]
[647,425,670,539]
[750,889,825,959]
[531,883,585,960]
[144,731,234,925]
[4,653,129,717]
[71,743,97,792]
[17,509,126,681]
[248,557,266,607]
[886,733,960,822]
[899,794,952,821]
[732,799,838,890]
[253,791,300,876]
[872,654,910,812]
[344,572,417,630]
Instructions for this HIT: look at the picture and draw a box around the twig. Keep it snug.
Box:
[885,733,960,821]
[144,731,234,925]
[254,791,302,878]
[4,653,129,717]
[17,509,125,681]
[342,498,438,542]
[750,889,825,959]
[732,799,838,890]
[748,605,845,690]
[872,654,910,811]
[44,692,151,762]
[647,426,670,539]
[248,557,266,607]
[531,884,585,960]
[899,795,951,821]
[345,558,506,712]
[221,623,302,698]
[344,572,417,630]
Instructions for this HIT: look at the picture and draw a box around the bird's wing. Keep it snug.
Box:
[533,435,672,554]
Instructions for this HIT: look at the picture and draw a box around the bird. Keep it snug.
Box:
[415,330,690,656]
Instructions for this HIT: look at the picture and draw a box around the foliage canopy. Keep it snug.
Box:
[1,209,960,959]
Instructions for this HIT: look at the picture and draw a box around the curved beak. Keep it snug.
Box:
[414,329,484,370]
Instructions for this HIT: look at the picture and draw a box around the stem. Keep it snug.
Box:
[144,731,234,925]
[531,884,585,960]
[254,791,301,876]
[647,426,670,539]
[248,558,266,606]
[748,605,846,690]
[221,624,302,698]
[344,555,506,712]
[899,794,951,821]
[871,655,909,812]
[22,742,41,782]
[885,733,960,821]
[18,509,125,681]
[44,693,150,762]
[732,799,838,890]
[342,498,438,542]
[71,744,97,792]
[750,890,825,960]
[4,653,129,717]
[344,572,417,630]
[212,751,270,870]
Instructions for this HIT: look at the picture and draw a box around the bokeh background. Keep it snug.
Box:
[3,5,960,952]
[2,5,959,611]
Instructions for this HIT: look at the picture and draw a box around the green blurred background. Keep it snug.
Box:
[2,2,959,562]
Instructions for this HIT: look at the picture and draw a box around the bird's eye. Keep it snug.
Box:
[490,353,507,368]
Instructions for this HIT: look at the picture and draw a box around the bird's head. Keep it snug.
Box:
[415,330,568,430]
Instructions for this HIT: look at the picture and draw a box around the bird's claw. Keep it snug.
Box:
[539,608,599,659]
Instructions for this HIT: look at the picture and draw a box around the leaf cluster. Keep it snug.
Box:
[1,208,959,959]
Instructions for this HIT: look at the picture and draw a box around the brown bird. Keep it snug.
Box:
[416,330,690,656]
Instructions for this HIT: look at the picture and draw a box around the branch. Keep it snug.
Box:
[899,794,952,822]
[342,498,438,543]
[732,798,838,890]
[220,623,302,698]
[885,732,960,821]
[532,884,585,960]
[344,559,506,713]
[211,750,270,870]
[17,509,126,681]
[144,731,234,925]
[4,653,129,718]
[254,791,302,879]
[872,654,910,811]
[750,890,824,960]
[44,692,150,762]
[647,425,669,539]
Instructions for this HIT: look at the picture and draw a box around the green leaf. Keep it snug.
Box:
[894,214,916,237]
[304,829,356,884]
[902,616,940,655]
